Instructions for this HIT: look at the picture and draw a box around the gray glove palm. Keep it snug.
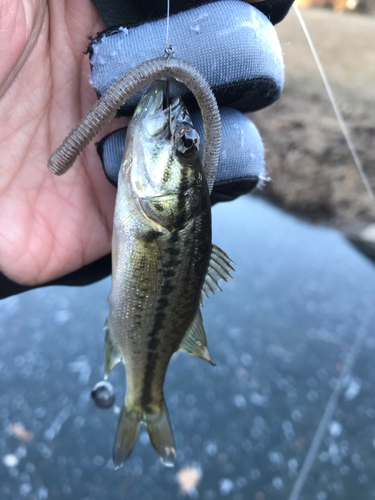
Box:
[90,0,284,203]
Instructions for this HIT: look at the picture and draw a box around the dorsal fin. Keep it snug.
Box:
[202,244,235,301]
[178,309,215,366]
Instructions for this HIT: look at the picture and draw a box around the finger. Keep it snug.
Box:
[88,1,284,115]
[193,109,265,205]
[91,0,294,28]
[96,107,265,205]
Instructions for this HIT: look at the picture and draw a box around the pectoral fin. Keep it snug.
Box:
[179,309,215,366]
[131,237,163,294]
[202,244,235,301]
[104,318,122,379]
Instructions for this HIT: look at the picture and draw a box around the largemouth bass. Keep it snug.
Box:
[105,82,233,468]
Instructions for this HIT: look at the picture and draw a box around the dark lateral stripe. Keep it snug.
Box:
[140,163,191,409]
[174,164,190,230]
[140,239,181,409]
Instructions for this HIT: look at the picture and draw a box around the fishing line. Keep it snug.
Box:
[287,316,369,500]
[165,0,173,136]
[165,0,171,53]
[293,4,375,203]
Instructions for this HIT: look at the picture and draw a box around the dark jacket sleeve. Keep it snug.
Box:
[91,0,294,28]
[0,256,112,300]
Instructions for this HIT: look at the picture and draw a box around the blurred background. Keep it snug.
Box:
[1,3,375,500]
[253,0,375,260]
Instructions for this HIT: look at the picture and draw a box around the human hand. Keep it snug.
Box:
[0,0,292,298]
[0,1,129,289]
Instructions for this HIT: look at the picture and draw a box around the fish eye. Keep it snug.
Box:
[174,126,200,163]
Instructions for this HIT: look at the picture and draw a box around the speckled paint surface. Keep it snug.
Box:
[1,196,375,500]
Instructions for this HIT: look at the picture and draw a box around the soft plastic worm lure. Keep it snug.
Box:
[47,56,221,195]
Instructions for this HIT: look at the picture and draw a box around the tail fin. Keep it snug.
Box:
[112,400,176,468]
[112,405,141,469]
[145,400,176,467]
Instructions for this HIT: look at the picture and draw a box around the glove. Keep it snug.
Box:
[0,0,293,299]
[90,0,285,204]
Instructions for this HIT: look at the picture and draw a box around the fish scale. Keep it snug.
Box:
[104,82,233,468]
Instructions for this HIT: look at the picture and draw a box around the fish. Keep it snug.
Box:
[104,81,234,468]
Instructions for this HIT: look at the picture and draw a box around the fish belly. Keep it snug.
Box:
[107,169,211,467]
[109,216,210,409]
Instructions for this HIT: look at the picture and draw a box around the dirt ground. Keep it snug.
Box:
[251,7,375,233]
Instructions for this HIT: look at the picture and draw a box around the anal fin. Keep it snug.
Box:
[179,309,216,366]
[104,317,122,379]
[202,244,235,301]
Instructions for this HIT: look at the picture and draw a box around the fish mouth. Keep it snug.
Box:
[133,81,190,139]
[135,81,165,121]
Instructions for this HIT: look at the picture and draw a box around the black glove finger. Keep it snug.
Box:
[254,0,294,25]
[92,0,293,28]
[97,107,265,205]
[88,1,284,115]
